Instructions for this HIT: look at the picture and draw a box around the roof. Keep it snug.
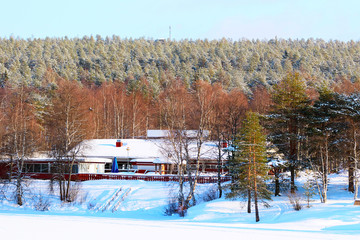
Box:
[76,138,226,164]
[77,139,165,160]
[147,130,210,139]
[130,158,168,164]
[147,130,170,138]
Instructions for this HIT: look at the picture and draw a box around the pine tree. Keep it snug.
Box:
[306,85,338,203]
[333,93,360,198]
[269,72,310,193]
[227,112,272,222]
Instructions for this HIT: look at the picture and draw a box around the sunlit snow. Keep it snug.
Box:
[0,171,360,239]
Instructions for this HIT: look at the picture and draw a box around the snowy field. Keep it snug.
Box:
[1,172,360,240]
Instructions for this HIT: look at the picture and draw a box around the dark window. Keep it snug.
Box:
[105,163,112,172]
[25,164,33,173]
[49,163,78,174]
[71,165,78,174]
[40,164,49,173]
[33,164,41,173]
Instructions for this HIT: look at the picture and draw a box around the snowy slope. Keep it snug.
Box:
[0,172,360,239]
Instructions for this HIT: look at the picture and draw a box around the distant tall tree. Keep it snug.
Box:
[45,79,92,202]
[159,80,190,216]
[159,80,217,215]
[249,86,272,114]
[0,86,41,205]
[210,83,228,198]
[227,112,271,222]
[185,80,216,206]
[306,86,338,203]
[223,88,249,141]
[334,93,360,198]
[91,82,128,139]
[269,72,310,193]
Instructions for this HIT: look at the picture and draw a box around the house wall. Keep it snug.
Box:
[79,162,105,174]
[131,162,155,171]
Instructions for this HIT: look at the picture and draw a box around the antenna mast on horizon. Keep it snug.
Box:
[169,26,171,41]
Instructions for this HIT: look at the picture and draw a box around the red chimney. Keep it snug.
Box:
[116,140,123,147]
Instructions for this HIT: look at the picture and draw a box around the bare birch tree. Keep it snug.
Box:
[0,85,41,205]
[45,79,92,202]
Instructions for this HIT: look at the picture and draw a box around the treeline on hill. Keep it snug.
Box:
[1,37,360,92]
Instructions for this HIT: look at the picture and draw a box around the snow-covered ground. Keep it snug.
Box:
[1,172,360,239]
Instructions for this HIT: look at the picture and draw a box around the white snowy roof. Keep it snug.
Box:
[130,158,168,164]
[76,139,225,164]
[77,139,165,160]
[147,130,171,138]
[147,130,209,138]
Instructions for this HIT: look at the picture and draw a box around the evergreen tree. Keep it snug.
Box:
[306,85,338,203]
[227,112,272,222]
[269,72,310,193]
[333,93,360,198]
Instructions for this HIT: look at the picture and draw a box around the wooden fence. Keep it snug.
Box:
[3,171,231,183]
[76,173,231,183]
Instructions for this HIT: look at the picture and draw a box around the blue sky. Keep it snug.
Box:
[1,0,359,41]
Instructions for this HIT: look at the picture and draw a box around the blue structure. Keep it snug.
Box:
[111,157,119,173]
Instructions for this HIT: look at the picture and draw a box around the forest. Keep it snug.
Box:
[1,37,360,217]
[1,36,360,91]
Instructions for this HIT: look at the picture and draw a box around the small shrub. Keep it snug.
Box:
[303,174,316,208]
[201,186,218,202]
[48,178,55,194]
[177,203,187,217]
[163,198,178,216]
[76,191,88,205]
[87,201,96,210]
[163,197,188,217]
[288,193,302,211]
[0,181,8,202]
[33,194,51,211]
[66,181,86,203]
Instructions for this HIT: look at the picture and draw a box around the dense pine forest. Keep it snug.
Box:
[1,37,360,90]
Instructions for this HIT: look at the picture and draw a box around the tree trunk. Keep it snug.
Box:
[178,162,186,216]
[247,146,252,213]
[354,129,358,199]
[8,155,13,181]
[274,168,280,196]
[289,118,297,193]
[318,136,329,203]
[59,179,64,201]
[254,188,259,222]
[16,173,23,206]
[247,189,251,213]
[15,157,24,206]
[185,131,204,207]
[65,159,75,202]
[217,136,222,199]
[290,165,295,193]
[349,157,355,193]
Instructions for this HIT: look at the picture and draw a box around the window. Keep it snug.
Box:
[72,165,78,174]
[25,164,34,173]
[33,164,41,173]
[24,163,50,173]
[40,164,49,173]
[105,163,112,172]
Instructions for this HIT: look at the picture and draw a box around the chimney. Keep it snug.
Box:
[116,140,123,147]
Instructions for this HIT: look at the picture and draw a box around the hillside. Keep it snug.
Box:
[1,37,360,92]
